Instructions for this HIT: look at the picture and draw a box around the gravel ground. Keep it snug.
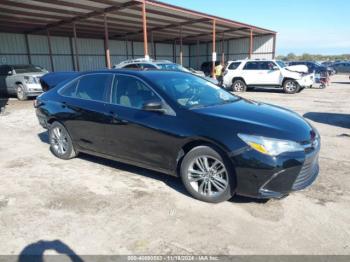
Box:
[0,75,349,257]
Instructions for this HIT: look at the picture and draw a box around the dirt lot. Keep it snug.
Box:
[0,75,349,256]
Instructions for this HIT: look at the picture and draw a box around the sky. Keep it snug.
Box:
[159,0,350,55]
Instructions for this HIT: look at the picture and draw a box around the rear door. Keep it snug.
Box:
[58,73,113,154]
[241,61,261,85]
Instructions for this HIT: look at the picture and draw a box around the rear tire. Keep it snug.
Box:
[49,122,77,160]
[283,80,300,94]
[232,79,247,92]
[180,146,234,203]
[16,84,28,101]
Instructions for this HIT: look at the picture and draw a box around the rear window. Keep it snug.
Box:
[76,74,113,102]
[60,73,113,102]
[228,62,241,70]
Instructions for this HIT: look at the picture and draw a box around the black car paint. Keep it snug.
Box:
[36,70,320,199]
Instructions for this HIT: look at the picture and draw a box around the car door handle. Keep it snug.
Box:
[109,111,128,125]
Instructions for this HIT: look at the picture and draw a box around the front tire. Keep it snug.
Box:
[180,146,234,203]
[16,84,28,101]
[283,80,300,94]
[49,122,77,160]
[232,79,247,92]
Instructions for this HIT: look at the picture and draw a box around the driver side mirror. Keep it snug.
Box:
[142,101,165,113]
[7,70,13,75]
[272,66,279,71]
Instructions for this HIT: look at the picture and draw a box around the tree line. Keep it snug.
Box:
[276,53,350,62]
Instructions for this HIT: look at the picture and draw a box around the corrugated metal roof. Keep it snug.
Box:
[0,0,275,44]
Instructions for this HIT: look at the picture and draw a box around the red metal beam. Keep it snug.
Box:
[179,26,183,65]
[272,34,277,59]
[46,29,55,72]
[142,0,149,58]
[72,23,80,71]
[104,14,111,69]
[212,19,216,78]
[249,28,253,59]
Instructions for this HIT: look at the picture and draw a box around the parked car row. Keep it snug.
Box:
[2,57,339,101]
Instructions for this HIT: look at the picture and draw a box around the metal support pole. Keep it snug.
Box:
[179,26,183,66]
[69,37,75,71]
[151,31,155,58]
[221,33,225,65]
[46,29,54,72]
[272,34,276,59]
[173,40,177,63]
[226,39,229,61]
[25,34,31,65]
[196,40,200,70]
[73,23,80,71]
[142,0,149,59]
[104,14,111,69]
[125,39,129,59]
[131,40,134,59]
[212,19,216,78]
[249,28,253,59]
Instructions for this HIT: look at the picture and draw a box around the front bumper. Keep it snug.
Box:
[230,139,320,199]
[25,83,43,96]
[296,74,314,87]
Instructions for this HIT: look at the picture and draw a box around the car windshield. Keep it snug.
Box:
[151,73,239,109]
[157,63,191,73]
[276,61,286,68]
[13,65,45,73]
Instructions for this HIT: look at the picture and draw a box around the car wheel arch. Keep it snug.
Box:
[232,77,246,84]
[282,77,297,85]
[175,138,233,174]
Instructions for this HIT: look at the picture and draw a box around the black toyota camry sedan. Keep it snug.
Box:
[35,70,320,203]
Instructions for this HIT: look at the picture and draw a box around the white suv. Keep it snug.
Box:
[223,60,314,94]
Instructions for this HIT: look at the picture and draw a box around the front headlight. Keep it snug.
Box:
[238,134,304,156]
[24,76,35,84]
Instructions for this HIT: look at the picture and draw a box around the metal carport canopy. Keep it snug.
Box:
[0,0,276,70]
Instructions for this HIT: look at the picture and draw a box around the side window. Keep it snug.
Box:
[139,63,157,70]
[124,64,139,69]
[243,62,259,70]
[112,75,160,109]
[75,74,113,102]
[60,79,79,97]
[228,62,241,70]
[260,61,276,70]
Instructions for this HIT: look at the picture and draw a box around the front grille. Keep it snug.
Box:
[292,152,319,190]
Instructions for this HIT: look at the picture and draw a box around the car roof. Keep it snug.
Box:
[76,69,190,77]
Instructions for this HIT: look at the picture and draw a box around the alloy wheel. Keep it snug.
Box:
[233,82,244,92]
[51,126,69,156]
[285,81,297,92]
[187,155,228,196]
[17,86,24,100]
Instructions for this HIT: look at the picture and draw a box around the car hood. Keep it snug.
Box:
[285,65,309,74]
[193,98,314,143]
[17,72,46,77]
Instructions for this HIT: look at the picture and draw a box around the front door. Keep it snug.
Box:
[104,74,180,172]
